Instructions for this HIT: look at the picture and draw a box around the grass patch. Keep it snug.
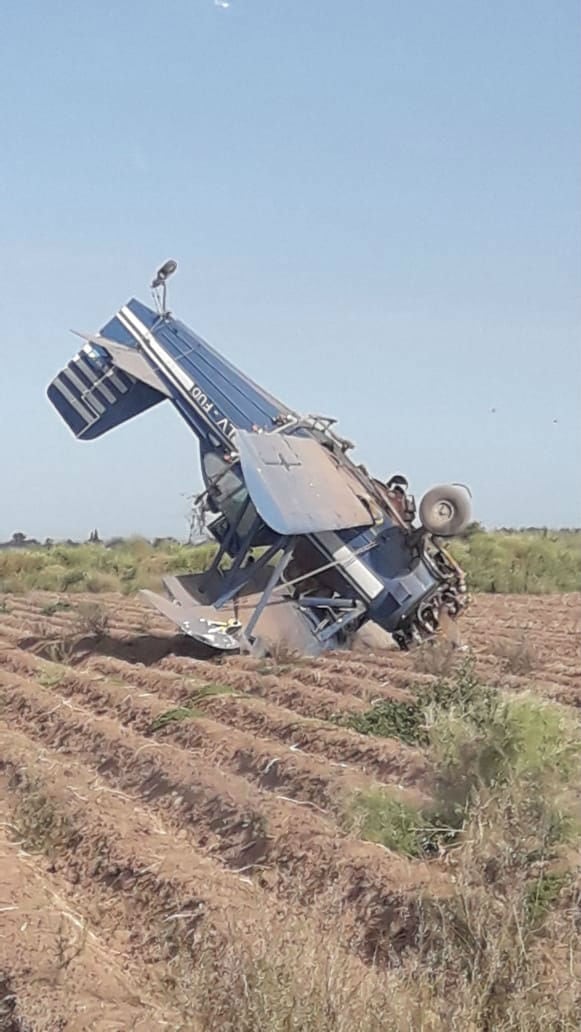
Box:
[168,909,401,1032]
[150,706,200,732]
[525,870,571,929]
[38,664,66,689]
[336,679,581,1028]
[0,538,217,594]
[449,527,581,593]
[40,600,72,616]
[335,697,427,745]
[189,682,235,702]
[12,781,78,856]
[431,690,581,812]
[345,790,425,856]
[149,685,233,731]
[168,855,581,1031]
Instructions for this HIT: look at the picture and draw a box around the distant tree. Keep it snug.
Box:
[11,532,26,545]
[88,529,101,543]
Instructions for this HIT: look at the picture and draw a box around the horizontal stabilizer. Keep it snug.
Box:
[236,430,375,535]
[72,333,172,397]
[47,341,165,440]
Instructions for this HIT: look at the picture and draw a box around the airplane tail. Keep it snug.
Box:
[47,297,292,446]
[46,332,167,441]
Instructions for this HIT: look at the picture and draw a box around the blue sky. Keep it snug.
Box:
[0,1,578,539]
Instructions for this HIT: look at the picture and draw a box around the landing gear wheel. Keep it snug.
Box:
[419,484,472,538]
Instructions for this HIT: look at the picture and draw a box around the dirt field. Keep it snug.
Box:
[0,591,578,1030]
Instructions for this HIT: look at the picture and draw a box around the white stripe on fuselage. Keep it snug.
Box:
[117,306,225,439]
[119,307,195,392]
[313,531,384,601]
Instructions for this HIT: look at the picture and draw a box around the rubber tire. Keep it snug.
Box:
[419,484,472,538]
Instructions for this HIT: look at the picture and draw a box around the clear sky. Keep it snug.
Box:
[0,1,579,540]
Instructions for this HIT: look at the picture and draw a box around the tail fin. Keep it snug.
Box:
[47,339,166,441]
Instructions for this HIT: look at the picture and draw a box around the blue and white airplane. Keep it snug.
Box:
[47,261,471,656]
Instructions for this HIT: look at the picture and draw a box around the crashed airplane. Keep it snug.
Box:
[47,261,472,656]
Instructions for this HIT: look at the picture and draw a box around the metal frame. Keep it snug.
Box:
[194,492,370,652]
[241,539,296,646]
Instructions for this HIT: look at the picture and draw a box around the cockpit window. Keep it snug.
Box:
[202,452,257,534]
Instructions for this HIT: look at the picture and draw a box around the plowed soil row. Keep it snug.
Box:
[0,589,578,1030]
[0,648,427,809]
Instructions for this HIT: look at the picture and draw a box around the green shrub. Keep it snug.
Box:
[33,564,71,592]
[334,697,427,745]
[334,662,498,747]
[449,529,581,593]
[345,790,424,856]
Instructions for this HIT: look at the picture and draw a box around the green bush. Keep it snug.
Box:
[0,538,217,594]
[449,529,581,593]
[333,662,498,747]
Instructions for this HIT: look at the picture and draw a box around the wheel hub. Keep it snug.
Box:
[434,500,454,526]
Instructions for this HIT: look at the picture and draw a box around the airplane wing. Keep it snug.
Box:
[236,430,375,535]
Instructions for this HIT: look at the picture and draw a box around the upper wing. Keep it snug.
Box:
[236,430,375,535]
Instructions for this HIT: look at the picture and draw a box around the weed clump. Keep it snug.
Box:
[12,781,78,856]
[189,682,235,702]
[334,660,497,746]
[341,665,581,870]
[150,706,200,732]
[40,600,72,616]
[345,791,425,856]
[492,637,539,674]
[336,697,426,745]
[75,601,109,639]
